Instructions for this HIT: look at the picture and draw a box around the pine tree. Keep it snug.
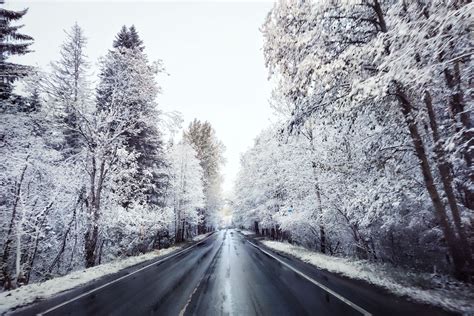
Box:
[98,26,167,208]
[128,25,144,51]
[112,25,144,51]
[0,8,33,100]
[49,23,89,156]
[112,26,130,50]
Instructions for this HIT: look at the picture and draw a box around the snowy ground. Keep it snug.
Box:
[262,240,474,315]
[237,229,255,236]
[192,232,213,241]
[0,246,181,315]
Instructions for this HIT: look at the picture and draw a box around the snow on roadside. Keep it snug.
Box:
[237,229,254,236]
[0,246,181,315]
[192,232,212,241]
[262,240,474,315]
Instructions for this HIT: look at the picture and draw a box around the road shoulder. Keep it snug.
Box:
[238,230,464,316]
[1,233,214,315]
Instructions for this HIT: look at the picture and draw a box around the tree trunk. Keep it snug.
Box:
[98,239,105,265]
[26,202,54,284]
[49,207,76,273]
[181,220,185,242]
[320,225,326,254]
[68,208,79,272]
[175,206,181,243]
[15,209,24,287]
[424,91,472,266]
[395,83,469,280]
[311,162,326,254]
[85,225,98,268]
[1,161,28,289]
[197,208,206,235]
[372,0,388,33]
[153,230,162,250]
[444,63,474,210]
[85,157,103,268]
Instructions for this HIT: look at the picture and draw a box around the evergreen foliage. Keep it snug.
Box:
[0,8,33,100]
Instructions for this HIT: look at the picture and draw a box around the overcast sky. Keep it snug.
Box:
[6,0,276,194]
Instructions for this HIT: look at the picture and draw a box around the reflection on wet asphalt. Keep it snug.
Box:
[184,229,358,316]
[15,229,451,316]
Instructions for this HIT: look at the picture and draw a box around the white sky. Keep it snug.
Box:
[5,0,276,194]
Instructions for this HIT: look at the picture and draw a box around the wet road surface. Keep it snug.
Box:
[13,229,452,316]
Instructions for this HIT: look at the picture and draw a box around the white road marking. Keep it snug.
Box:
[178,269,204,316]
[179,232,225,316]
[247,240,372,316]
[37,234,215,316]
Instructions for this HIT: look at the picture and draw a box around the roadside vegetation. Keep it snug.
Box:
[233,0,473,285]
[0,9,225,290]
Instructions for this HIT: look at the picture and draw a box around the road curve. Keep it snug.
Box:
[13,229,452,316]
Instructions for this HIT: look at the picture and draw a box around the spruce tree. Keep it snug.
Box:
[112,26,130,50]
[49,23,89,156]
[112,25,144,51]
[128,25,144,51]
[0,8,33,100]
[98,26,167,208]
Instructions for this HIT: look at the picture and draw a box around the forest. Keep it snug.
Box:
[232,0,473,281]
[0,9,225,289]
[0,0,473,299]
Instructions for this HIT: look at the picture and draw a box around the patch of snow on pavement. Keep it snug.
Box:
[0,246,181,315]
[262,240,474,315]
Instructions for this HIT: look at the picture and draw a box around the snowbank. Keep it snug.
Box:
[262,240,474,315]
[192,232,212,241]
[0,246,181,314]
[238,229,255,236]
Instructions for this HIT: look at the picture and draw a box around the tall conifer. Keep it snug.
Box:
[0,7,33,100]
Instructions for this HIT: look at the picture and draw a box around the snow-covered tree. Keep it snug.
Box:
[167,140,205,242]
[233,0,474,280]
[0,95,82,289]
[1,11,211,290]
[113,25,144,52]
[183,119,225,232]
[0,7,33,101]
[98,26,168,210]
[47,23,90,156]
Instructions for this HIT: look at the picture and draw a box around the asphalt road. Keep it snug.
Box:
[13,229,453,316]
